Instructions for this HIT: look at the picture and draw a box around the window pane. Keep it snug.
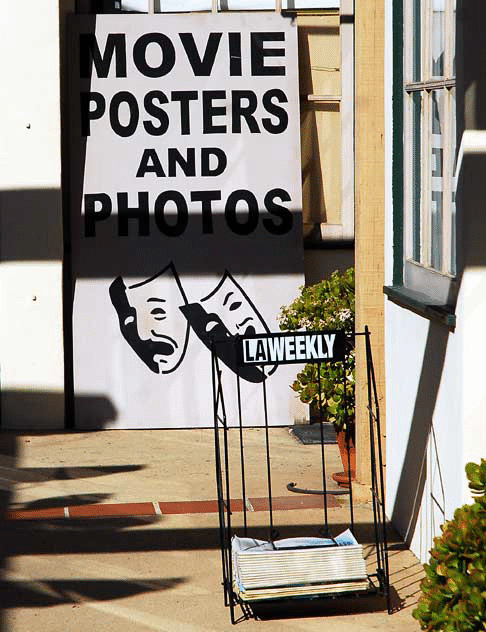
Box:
[450,88,457,275]
[300,105,342,234]
[297,14,341,97]
[402,0,457,294]
[412,0,422,81]
[411,91,422,262]
[430,89,444,270]
[452,0,456,76]
[431,0,445,78]
[298,14,342,239]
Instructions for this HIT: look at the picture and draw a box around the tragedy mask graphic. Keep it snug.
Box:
[109,263,189,374]
[180,271,276,383]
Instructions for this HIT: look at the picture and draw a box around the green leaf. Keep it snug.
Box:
[414,460,486,632]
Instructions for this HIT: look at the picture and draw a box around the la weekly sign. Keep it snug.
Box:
[240,331,346,366]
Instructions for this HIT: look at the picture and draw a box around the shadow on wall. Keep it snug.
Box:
[1,391,116,430]
[0,186,74,433]
[390,323,450,546]
[0,189,63,262]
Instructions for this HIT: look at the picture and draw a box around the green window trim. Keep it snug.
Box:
[383,285,456,329]
[392,0,404,287]
[386,0,456,328]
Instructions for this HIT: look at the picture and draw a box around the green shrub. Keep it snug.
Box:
[277,268,355,432]
[413,459,486,631]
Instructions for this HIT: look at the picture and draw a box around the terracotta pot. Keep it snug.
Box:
[332,428,356,487]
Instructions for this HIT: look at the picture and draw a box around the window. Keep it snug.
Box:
[402,0,457,305]
[298,5,354,245]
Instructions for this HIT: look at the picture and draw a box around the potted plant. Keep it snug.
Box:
[413,459,486,632]
[278,268,355,484]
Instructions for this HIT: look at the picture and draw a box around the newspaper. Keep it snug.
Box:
[232,528,358,553]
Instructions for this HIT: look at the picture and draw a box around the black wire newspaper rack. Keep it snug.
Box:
[211,327,390,624]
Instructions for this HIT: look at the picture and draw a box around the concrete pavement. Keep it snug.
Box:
[0,428,423,631]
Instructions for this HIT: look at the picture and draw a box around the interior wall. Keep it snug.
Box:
[304,249,354,286]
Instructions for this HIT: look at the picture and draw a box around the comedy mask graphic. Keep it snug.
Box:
[180,271,276,383]
[109,263,190,374]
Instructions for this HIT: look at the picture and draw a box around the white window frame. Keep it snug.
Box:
[403,0,457,304]
[318,0,354,242]
[298,0,354,243]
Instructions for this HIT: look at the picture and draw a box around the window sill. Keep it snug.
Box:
[383,285,456,329]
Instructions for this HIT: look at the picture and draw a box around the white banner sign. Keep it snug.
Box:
[70,13,305,429]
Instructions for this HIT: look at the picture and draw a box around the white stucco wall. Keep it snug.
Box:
[459,268,486,496]
[384,248,486,563]
[0,2,65,428]
[383,0,458,562]
[384,300,463,561]
[384,1,486,562]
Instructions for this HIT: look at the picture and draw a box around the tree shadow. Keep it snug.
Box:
[0,576,186,609]
[5,463,144,485]
[0,392,117,431]
[0,434,17,632]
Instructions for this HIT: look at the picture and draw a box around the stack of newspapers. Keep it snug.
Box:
[232,529,369,601]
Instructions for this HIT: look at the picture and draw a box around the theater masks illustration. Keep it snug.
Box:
[110,263,189,374]
[180,271,275,383]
